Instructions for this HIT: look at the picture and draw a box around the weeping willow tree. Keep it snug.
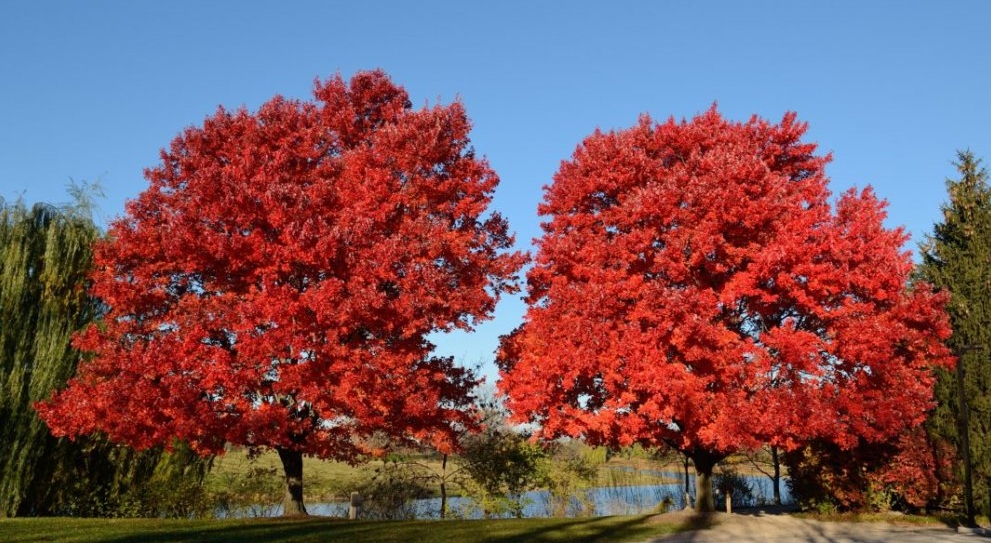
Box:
[0,190,211,517]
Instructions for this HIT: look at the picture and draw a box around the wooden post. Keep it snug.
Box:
[349,491,363,520]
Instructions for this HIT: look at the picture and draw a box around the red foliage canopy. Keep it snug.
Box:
[38,71,523,460]
[498,108,952,465]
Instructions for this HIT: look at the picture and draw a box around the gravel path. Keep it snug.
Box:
[646,511,986,543]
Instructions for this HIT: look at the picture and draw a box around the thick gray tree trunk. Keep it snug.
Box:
[277,447,307,516]
[692,453,720,513]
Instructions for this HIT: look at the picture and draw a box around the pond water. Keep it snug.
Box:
[231,473,791,519]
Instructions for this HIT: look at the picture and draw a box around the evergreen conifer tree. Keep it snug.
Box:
[919,151,991,518]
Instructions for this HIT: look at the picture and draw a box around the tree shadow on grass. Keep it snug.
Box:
[483,515,651,543]
[88,513,718,543]
[98,517,382,543]
[675,512,718,532]
[481,513,719,543]
[89,516,711,543]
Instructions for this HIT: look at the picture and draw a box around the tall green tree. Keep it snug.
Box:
[919,151,991,518]
[0,196,100,516]
[0,193,209,517]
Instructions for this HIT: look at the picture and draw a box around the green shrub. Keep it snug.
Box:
[356,460,432,520]
[713,467,754,510]
[212,466,283,518]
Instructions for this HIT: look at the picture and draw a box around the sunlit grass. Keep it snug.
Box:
[1,514,692,543]
[793,510,958,527]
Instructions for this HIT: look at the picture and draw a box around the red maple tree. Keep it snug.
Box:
[497,107,953,511]
[37,71,524,515]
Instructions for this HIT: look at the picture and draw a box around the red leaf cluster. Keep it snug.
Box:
[497,107,952,461]
[785,426,947,511]
[36,71,524,459]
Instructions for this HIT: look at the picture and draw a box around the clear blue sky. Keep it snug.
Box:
[2,1,989,382]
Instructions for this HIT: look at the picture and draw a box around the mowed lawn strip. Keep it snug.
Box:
[0,515,691,543]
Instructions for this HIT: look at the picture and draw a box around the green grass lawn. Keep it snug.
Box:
[0,515,700,543]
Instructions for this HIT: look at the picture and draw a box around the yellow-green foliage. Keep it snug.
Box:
[0,196,102,516]
[0,191,212,517]
[207,448,383,502]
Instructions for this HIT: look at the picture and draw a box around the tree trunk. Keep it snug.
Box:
[696,467,715,513]
[683,455,693,509]
[440,454,448,519]
[683,455,691,495]
[957,351,976,526]
[692,453,720,513]
[771,446,782,506]
[277,447,307,516]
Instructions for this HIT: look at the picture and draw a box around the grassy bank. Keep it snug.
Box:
[201,445,785,518]
[1,514,697,543]
[204,446,688,504]
[793,510,962,527]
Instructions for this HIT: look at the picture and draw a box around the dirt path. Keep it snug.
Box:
[647,510,984,543]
